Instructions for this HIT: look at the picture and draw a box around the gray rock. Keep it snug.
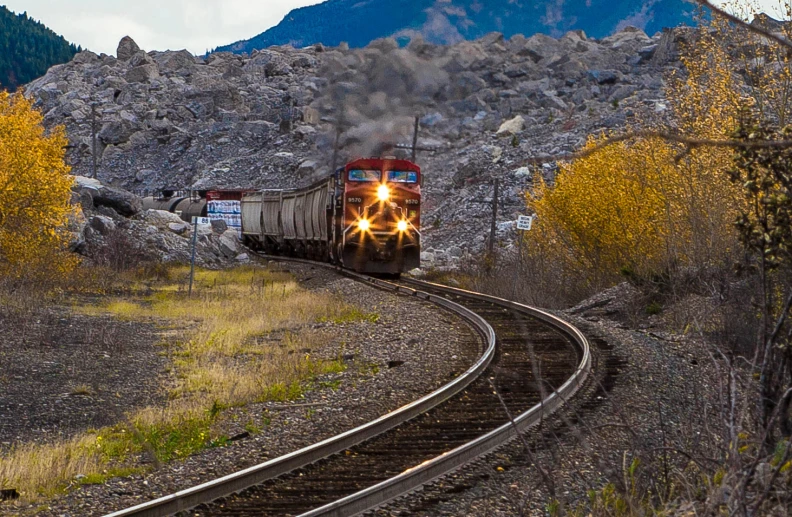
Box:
[89,215,116,235]
[297,160,318,176]
[167,222,190,235]
[609,85,638,103]
[126,64,159,83]
[294,125,316,138]
[117,36,140,61]
[73,51,100,65]
[135,169,155,182]
[513,167,532,179]
[587,69,619,84]
[235,253,251,263]
[145,209,182,228]
[496,115,525,136]
[572,87,593,104]
[154,50,196,73]
[218,229,239,258]
[98,121,134,145]
[211,219,228,233]
[92,187,143,217]
[540,91,567,110]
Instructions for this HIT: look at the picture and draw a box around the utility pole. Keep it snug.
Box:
[331,126,341,172]
[488,178,499,257]
[289,97,296,132]
[91,103,98,179]
[411,115,420,162]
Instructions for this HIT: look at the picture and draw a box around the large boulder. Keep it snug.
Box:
[141,209,186,229]
[88,184,143,217]
[117,36,141,61]
[98,121,135,145]
[126,63,159,83]
[154,50,196,73]
[218,229,240,258]
[89,215,116,235]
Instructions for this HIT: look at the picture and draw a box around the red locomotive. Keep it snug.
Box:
[241,157,421,274]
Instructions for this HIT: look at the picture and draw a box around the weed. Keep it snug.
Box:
[646,301,663,315]
[209,436,230,448]
[319,379,342,391]
[244,420,261,435]
[361,363,380,376]
[76,467,142,486]
[320,306,380,324]
[70,384,94,397]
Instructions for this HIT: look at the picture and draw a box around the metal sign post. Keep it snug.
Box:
[189,217,211,297]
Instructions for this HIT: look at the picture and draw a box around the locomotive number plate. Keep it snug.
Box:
[347,197,363,203]
[406,199,420,205]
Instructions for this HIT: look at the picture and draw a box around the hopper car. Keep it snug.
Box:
[241,157,421,274]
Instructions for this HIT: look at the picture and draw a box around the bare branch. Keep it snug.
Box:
[694,0,792,52]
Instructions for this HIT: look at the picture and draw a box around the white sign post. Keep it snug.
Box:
[513,215,535,300]
[188,217,211,296]
[517,215,535,231]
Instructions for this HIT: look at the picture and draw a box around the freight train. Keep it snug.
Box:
[241,157,421,274]
[141,157,421,274]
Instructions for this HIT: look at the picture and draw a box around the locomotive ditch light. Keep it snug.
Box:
[377,184,390,201]
[358,219,371,231]
[397,220,408,232]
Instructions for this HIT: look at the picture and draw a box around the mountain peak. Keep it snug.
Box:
[214,0,696,54]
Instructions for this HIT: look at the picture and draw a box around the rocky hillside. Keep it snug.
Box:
[215,0,696,52]
[26,26,687,264]
[0,6,80,91]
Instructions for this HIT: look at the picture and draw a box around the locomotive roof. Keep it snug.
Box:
[345,157,421,172]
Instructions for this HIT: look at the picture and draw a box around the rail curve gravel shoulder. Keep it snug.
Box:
[297,277,592,517]
[104,267,497,517]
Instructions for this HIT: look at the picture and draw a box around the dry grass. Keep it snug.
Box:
[0,435,102,499]
[0,264,349,504]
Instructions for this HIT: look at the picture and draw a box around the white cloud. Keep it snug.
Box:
[1,0,325,55]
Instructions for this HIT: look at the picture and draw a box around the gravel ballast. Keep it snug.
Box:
[373,299,725,516]
[2,262,482,516]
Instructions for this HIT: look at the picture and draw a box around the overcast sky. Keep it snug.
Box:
[1,1,788,56]
[1,0,325,55]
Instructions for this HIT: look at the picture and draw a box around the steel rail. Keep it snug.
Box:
[104,265,496,517]
[297,277,592,517]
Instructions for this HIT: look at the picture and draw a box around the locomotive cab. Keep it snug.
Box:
[341,158,421,274]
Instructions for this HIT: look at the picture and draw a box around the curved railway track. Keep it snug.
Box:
[106,260,591,517]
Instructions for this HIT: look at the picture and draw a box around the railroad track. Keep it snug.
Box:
[106,259,590,517]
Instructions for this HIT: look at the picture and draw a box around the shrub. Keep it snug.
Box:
[0,91,76,284]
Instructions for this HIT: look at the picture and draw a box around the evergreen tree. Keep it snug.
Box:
[0,7,79,91]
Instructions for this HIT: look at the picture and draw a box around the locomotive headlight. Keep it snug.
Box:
[377,184,390,201]
[397,220,408,232]
[358,219,370,231]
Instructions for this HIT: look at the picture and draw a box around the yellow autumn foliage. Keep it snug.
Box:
[529,23,745,284]
[0,91,76,282]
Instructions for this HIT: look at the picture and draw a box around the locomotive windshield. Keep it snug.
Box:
[387,171,418,183]
[349,169,381,182]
